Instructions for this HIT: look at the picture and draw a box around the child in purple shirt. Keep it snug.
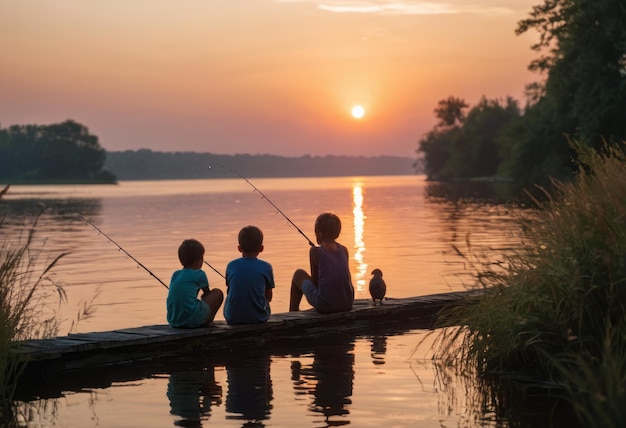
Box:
[289,213,354,313]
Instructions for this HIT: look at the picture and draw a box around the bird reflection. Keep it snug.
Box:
[291,338,355,426]
[166,367,223,427]
[370,335,387,365]
[225,352,273,426]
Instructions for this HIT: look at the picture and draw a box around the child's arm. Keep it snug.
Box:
[309,246,320,286]
[263,272,274,302]
[201,272,210,296]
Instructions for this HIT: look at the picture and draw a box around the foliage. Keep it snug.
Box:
[0,186,68,422]
[0,120,117,183]
[498,0,626,187]
[432,96,468,129]
[550,321,626,428]
[417,96,520,181]
[417,97,467,180]
[418,0,626,188]
[432,142,626,426]
[495,99,574,190]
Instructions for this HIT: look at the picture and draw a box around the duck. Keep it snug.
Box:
[368,268,386,305]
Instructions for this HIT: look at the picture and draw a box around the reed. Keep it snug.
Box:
[432,142,626,425]
[0,188,68,422]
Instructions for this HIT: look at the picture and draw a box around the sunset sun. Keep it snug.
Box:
[351,105,365,119]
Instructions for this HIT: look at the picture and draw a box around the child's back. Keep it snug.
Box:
[289,212,354,313]
[224,225,275,324]
[225,257,274,324]
[167,239,223,328]
[313,244,353,313]
[167,267,210,328]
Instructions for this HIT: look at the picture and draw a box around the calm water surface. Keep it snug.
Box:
[3,176,523,427]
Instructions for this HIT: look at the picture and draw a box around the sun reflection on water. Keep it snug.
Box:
[352,183,367,292]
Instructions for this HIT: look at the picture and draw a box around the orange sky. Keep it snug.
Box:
[0,1,539,157]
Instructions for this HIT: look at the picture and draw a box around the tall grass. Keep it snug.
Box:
[0,186,68,423]
[432,143,626,426]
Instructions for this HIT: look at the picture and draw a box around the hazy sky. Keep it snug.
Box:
[1,1,539,157]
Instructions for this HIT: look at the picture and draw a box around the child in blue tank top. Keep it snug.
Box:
[166,239,224,328]
[289,212,354,313]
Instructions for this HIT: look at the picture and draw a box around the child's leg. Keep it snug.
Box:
[289,269,310,311]
[202,289,224,324]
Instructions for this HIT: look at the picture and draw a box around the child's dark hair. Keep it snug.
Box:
[238,225,263,253]
[178,239,204,267]
[314,212,341,241]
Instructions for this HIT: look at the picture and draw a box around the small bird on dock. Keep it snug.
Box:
[369,268,386,305]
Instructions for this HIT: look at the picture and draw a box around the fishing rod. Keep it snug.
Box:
[204,261,225,279]
[78,214,169,289]
[210,162,315,247]
[79,214,226,285]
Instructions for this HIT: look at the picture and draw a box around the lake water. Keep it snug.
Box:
[2,175,525,427]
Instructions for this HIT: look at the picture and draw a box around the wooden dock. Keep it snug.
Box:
[14,290,480,376]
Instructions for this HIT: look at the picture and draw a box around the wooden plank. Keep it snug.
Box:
[67,331,147,342]
[113,326,200,336]
[13,291,482,373]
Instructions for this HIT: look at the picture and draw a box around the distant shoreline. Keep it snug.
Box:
[105,149,419,181]
[0,151,420,185]
[0,179,117,185]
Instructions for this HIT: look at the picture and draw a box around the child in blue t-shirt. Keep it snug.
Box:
[224,225,275,324]
[167,239,223,328]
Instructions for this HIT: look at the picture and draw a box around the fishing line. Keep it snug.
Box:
[78,214,169,289]
[210,162,315,247]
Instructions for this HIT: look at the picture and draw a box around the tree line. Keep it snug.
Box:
[105,150,415,180]
[0,120,117,183]
[0,118,415,183]
[417,0,626,189]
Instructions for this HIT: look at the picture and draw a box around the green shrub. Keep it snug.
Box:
[433,142,626,426]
